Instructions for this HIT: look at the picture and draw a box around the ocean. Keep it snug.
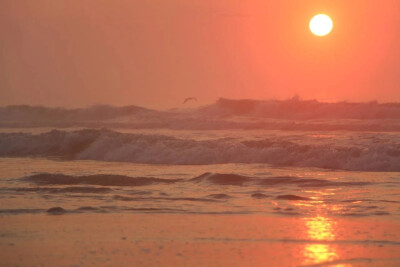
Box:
[1,99,399,265]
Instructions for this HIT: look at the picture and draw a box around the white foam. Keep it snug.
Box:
[1,129,400,171]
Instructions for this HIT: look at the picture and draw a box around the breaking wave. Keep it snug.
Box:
[1,129,400,171]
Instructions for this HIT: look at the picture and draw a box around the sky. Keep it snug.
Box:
[1,0,399,109]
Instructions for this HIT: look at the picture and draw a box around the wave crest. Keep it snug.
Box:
[24,173,181,186]
[1,129,400,171]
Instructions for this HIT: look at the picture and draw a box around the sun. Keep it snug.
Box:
[309,14,333,36]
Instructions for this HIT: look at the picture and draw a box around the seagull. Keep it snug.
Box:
[183,97,197,104]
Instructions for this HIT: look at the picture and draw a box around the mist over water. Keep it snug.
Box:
[2,98,400,131]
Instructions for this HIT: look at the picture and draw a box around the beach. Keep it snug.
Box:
[1,213,399,266]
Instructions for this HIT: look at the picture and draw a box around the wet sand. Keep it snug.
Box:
[1,213,399,266]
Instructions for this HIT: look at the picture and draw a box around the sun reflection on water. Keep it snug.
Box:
[294,189,347,266]
[305,216,336,241]
[303,244,337,265]
[302,216,338,265]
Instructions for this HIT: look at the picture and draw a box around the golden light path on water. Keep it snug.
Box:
[294,187,350,266]
[303,216,338,265]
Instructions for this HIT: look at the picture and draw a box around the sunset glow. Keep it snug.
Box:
[1,1,399,107]
[0,1,400,266]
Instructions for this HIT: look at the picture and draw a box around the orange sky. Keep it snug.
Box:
[0,0,399,109]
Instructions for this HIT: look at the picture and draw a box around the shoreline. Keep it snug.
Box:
[1,213,399,266]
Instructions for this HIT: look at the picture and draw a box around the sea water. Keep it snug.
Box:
[1,128,399,218]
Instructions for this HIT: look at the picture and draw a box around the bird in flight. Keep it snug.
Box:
[183,97,197,104]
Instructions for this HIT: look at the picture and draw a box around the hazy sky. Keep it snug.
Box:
[1,0,399,109]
